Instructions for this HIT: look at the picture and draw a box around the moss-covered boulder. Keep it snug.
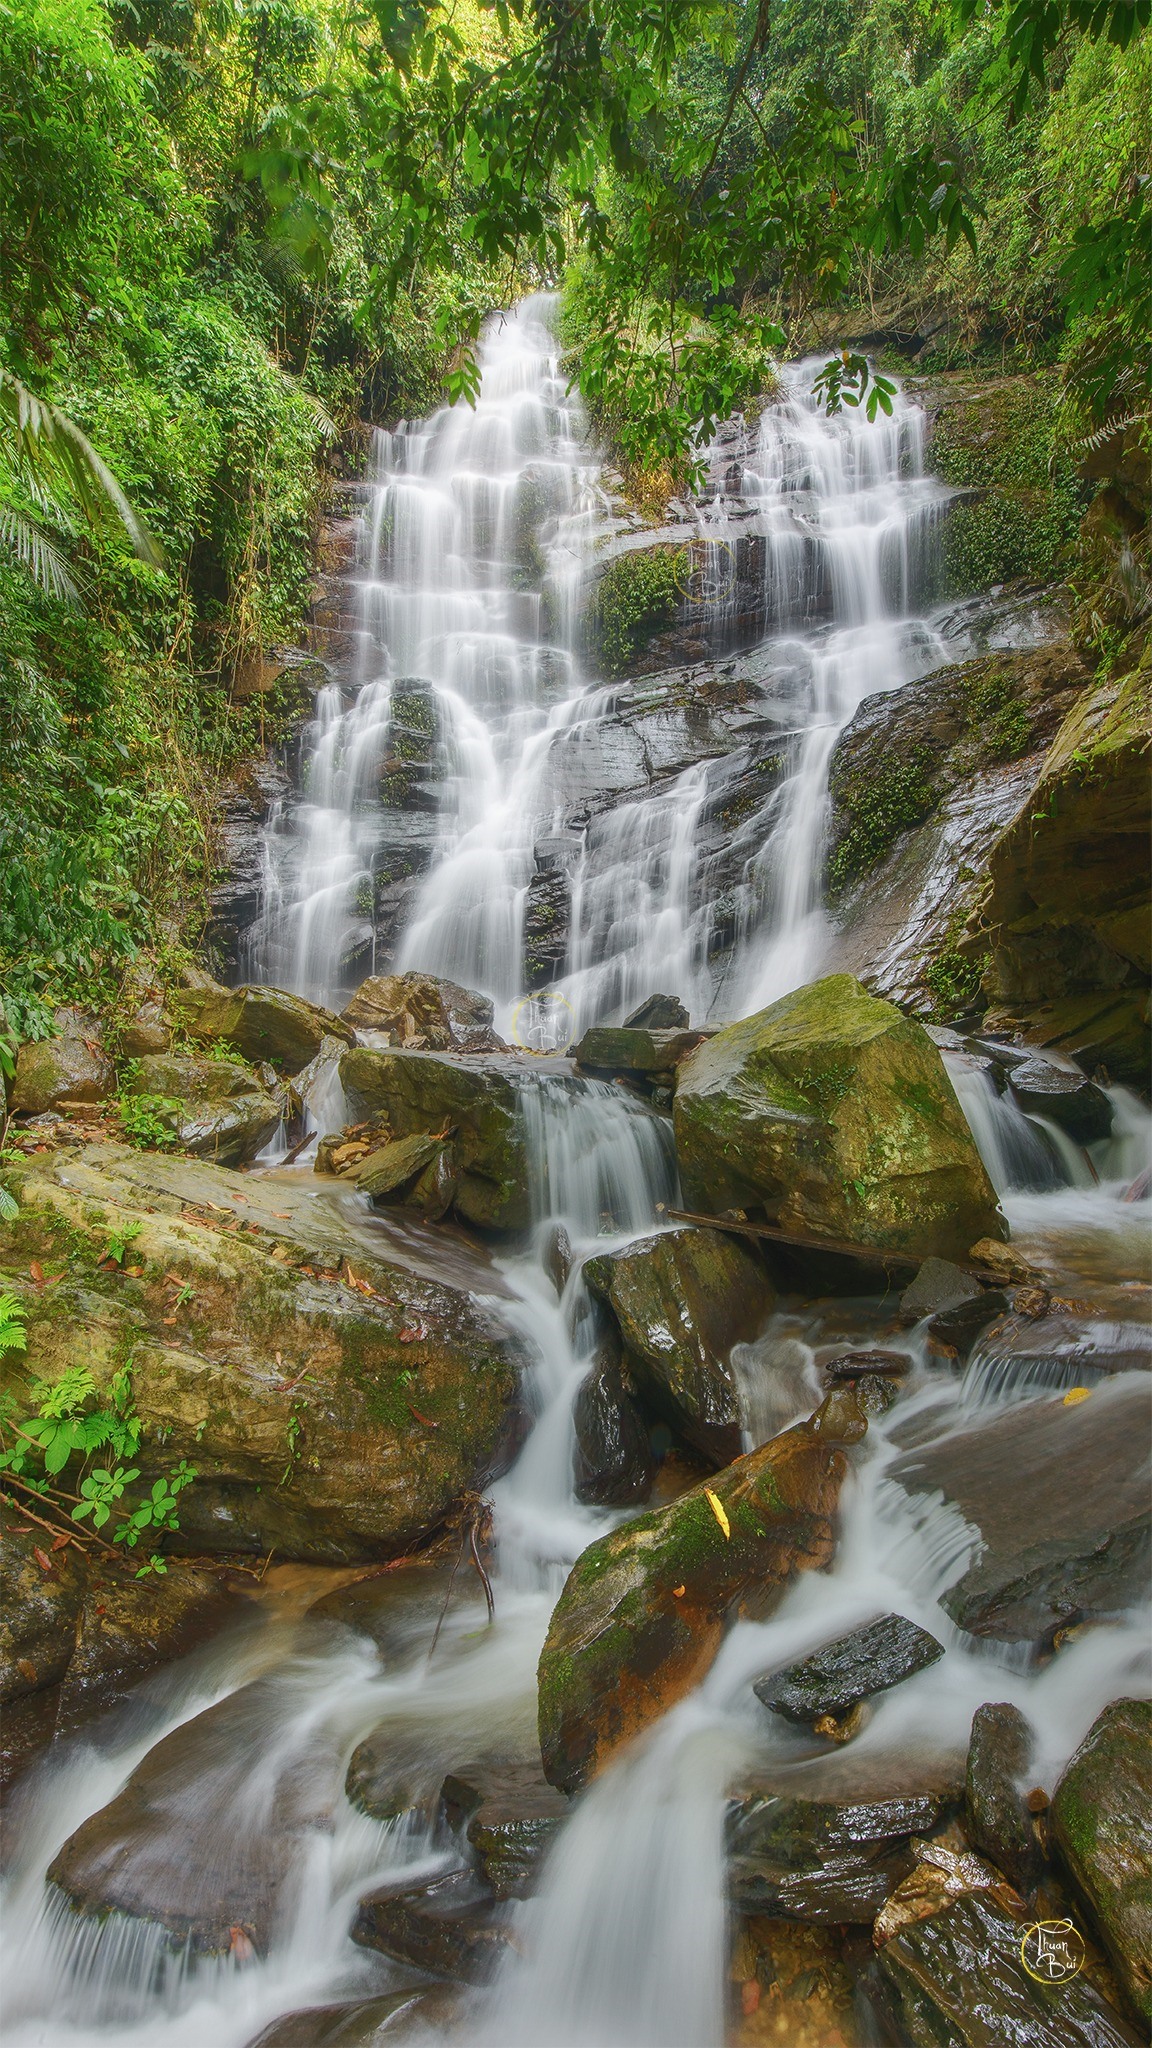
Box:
[583,1226,774,1464]
[574,1025,707,1078]
[1,1143,523,1564]
[1051,1699,1152,2026]
[537,1390,865,1792]
[972,669,1151,1084]
[920,373,1084,597]
[170,980,354,1074]
[673,976,1003,1260]
[10,1031,115,1115]
[125,1052,282,1167]
[339,1048,529,1231]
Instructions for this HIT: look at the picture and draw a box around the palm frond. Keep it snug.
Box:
[0,503,81,603]
[0,369,162,566]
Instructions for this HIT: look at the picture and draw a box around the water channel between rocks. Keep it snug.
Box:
[3,298,1149,2048]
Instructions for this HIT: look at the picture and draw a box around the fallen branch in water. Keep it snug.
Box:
[660,1206,921,1276]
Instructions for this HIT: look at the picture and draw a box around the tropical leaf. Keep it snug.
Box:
[0,502,81,603]
[0,370,161,567]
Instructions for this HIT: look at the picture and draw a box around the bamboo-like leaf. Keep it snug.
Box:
[0,370,162,566]
[0,504,81,603]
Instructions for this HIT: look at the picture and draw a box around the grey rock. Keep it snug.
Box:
[900,1258,983,1320]
[441,1761,570,1900]
[10,1034,115,1114]
[964,1701,1043,1893]
[623,995,690,1029]
[867,1890,1142,2046]
[351,1867,513,1983]
[891,1382,1151,1641]
[927,1288,1010,1358]
[243,1990,460,2048]
[126,1053,282,1167]
[1008,1055,1114,1144]
[753,1613,945,1725]
[572,1344,656,1507]
[1051,1698,1152,2026]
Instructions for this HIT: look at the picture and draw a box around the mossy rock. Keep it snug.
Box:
[1051,1698,1152,2026]
[10,1034,115,1115]
[588,544,687,677]
[583,1225,774,1465]
[169,981,353,1075]
[126,1052,282,1167]
[673,976,1004,1260]
[922,374,1084,599]
[0,1144,522,1563]
[538,1389,865,1792]
[339,1048,529,1231]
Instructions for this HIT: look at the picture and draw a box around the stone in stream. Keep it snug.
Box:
[890,1381,1151,1641]
[2,1145,523,1563]
[1006,1053,1114,1144]
[124,1052,284,1167]
[537,1388,867,1793]
[726,1754,961,1923]
[622,994,690,1029]
[866,1890,1144,2047]
[1051,1698,1152,2026]
[47,1674,342,1953]
[752,1613,945,1727]
[573,1025,707,1078]
[244,1989,461,2048]
[964,1701,1044,1895]
[10,1023,115,1114]
[582,1225,775,1466]
[339,1047,528,1231]
[353,1130,445,1199]
[352,1866,514,1983]
[899,1257,984,1321]
[342,971,501,1053]
[440,1760,571,1898]
[672,975,1005,1263]
[169,979,355,1074]
[572,1342,656,1506]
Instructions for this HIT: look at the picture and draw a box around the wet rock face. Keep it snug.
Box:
[0,1527,88,1706]
[673,975,1004,1262]
[352,1866,514,1983]
[891,1383,1152,1642]
[977,669,1151,1086]
[342,972,500,1053]
[244,1989,460,2048]
[867,1890,1143,2047]
[1006,1054,1114,1143]
[571,1344,656,1506]
[10,1031,115,1115]
[2,1146,523,1564]
[726,1761,958,1922]
[964,1701,1043,1895]
[1051,1698,1152,2025]
[169,981,354,1075]
[47,1674,341,1955]
[537,1393,865,1793]
[624,995,690,1029]
[126,1052,283,1167]
[339,1048,529,1231]
[753,1614,944,1727]
[575,1026,707,1079]
[583,1226,775,1466]
[441,1761,571,1899]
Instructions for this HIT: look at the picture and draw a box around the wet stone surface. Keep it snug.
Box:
[753,1613,945,1726]
[351,1865,514,1983]
[964,1700,1043,1895]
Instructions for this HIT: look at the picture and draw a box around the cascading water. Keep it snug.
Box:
[5,303,1150,2048]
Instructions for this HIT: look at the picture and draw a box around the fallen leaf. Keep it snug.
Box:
[1063,1386,1091,1406]
[406,1400,438,1428]
[33,1547,52,1573]
[29,1259,45,1285]
[672,1583,686,1597]
[229,1925,255,1962]
[271,1211,291,1220]
[398,1319,427,1343]
[704,1488,730,1539]
[741,1980,760,2016]
[163,1316,177,1325]
[17,1657,37,1684]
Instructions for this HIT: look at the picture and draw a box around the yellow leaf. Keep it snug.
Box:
[704,1488,730,1539]
[1063,1386,1092,1406]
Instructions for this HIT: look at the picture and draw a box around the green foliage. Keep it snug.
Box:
[118,1094,185,1149]
[102,1219,143,1266]
[0,1290,28,1356]
[827,753,938,895]
[591,547,687,676]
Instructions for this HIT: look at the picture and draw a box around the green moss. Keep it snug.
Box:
[589,546,687,677]
[827,751,937,896]
[930,381,1085,598]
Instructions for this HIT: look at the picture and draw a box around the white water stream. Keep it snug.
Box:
[4,301,1149,2048]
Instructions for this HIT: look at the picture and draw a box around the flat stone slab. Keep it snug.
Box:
[753,1613,944,1724]
[891,1381,1151,1641]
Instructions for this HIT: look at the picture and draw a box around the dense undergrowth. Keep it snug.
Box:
[0,0,1147,1039]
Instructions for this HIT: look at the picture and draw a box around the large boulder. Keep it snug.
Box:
[342,972,500,1052]
[170,980,354,1075]
[974,670,1151,1086]
[9,1025,114,1115]
[125,1052,282,1166]
[583,1226,775,1464]
[673,976,1003,1261]
[1,1144,523,1564]
[339,1048,529,1231]
[537,1390,865,1792]
[1051,1698,1152,2026]
[0,1526,88,1705]
[890,1381,1151,1642]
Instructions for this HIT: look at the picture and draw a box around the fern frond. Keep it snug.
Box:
[0,370,162,566]
[0,503,81,603]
